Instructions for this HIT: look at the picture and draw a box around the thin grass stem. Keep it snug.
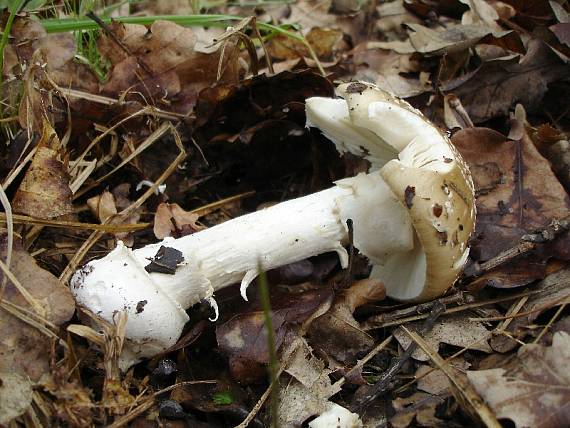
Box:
[257,264,279,427]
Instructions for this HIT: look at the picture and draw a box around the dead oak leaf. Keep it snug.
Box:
[268,27,345,62]
[416,357,471,396]
[0,372,33,425]
[277,338,342,427]
[11,17,98,93]
[351,44,429,98]
[467,331,570,428]
[452,127,570,262]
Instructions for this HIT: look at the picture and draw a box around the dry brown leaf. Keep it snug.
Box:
[99,20,240,114]
[416,358,471,395]
[11,18,98,100]
[351,44,428,97]
[393,313,492,361]
[539,138,570,191]
[376,0,422,40]
[268,27,345,62]
[86,186,140,245]
[460,0,501,26]
[216,288,333,382]
[446,40,569,123]
[153,202,203,239]
[277,338,342,426]
[0,236,75,423]
[468,331,570,428]
[369,22,522,55]
[452,126,570,286]
[283,0,338,32]
[307,279,386,367]
[490,268,570,353]
[87,190,117,224]
[0,372,33,425]
[12,18,97,87]
[12,120,74,219]
[390,392,446,428]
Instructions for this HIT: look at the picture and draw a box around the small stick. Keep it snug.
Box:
[402,326,501,428]
[333,335,393,390]
[363,289,542,330]
[533,303,566,344]
[350,301,446,411]
[465,216,570,278]
[364,291,470,326]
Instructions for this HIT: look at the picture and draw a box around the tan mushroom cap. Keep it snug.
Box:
[337,82,476,301]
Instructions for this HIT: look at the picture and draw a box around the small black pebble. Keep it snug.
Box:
[159,400,186,420]
[150,359,177,388]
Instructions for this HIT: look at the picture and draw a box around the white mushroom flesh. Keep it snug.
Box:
[70,81,475,367]
[72,171,413,366]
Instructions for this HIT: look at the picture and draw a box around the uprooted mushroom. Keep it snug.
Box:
[70,81,476,368]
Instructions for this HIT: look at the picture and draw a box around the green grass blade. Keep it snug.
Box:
[257,263,279,427]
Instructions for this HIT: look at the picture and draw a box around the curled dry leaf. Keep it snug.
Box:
[468,331,570,428]
[153,202,203,239]
[351,44,428,98]
[87,190,117,224]
[393,313,492,362]
[12,120,74,219]
[376,0,422,40]
[11,18,97,131]
[443,94,474,130]
[86,186,141,246]
[459,0,502,26]
[0,236,75,424]
[531,124,570,191]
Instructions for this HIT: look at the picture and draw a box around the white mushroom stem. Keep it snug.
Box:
[71,81,475,368]
[72,172,412,367]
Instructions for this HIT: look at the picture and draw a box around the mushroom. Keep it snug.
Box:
[308,403,362,428]
[70,81,475,368]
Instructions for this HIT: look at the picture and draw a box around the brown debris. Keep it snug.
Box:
[12,120,74,219]
[468,331,570,428]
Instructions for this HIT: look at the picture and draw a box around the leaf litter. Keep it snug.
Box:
[1,0,570,426]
